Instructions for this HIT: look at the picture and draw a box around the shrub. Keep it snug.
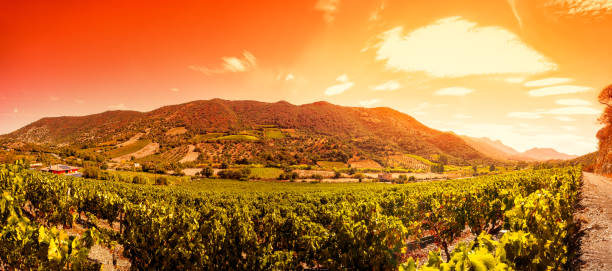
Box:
[155,176,169,185]
[132,175,147,184]
[82,167,100,179]
[200,167,214,178]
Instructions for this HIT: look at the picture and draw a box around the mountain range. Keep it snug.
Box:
[0,99,578,166]
[460,135,578,161]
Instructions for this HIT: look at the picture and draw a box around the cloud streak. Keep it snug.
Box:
[315,0,340,23]
[435,87,474,96]
[527,85,592,96]
[189,51,257,75]
[324,74,354,96]
[372,80,400,91]
[546,0,612,16]
[523,77,573,87]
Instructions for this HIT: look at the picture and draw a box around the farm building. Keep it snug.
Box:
[41,164,80,175]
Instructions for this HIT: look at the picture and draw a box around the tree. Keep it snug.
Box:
[201,167,214,178]
[352,173,365,182]
[431,164,444,174]
[489,164,496,172]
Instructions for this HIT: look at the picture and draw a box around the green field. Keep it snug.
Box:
[405,154,435,166]
[248,167,283,179]
[316,161,346,169]
[106,139,151,158]
[263,128,286,139]
[215,134,259,141]
[192,133,226,142]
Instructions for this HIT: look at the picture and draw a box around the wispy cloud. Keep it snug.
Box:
[315,0,340,23]
[285,73,295,81]
[555,98,591,106]
[528,85,592,96]
[189,51,256,75]
[13,108,18,113]
[369,1,385,22]
[74,99,85,104]
[49,96,59,101]
[506,0,523,28]
[523,77,573,87]
[435,87,474,96]
[170,88,180,92]
[374,16,556,77]
[546,0,612,16]
[324,74,354,96]
[372,80,400,91]
[359,99,381,107]
[508,112,542,119]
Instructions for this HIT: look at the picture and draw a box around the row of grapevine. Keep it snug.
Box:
[400,169,580,270]
[0,162,581,270]
[0,162,100,270]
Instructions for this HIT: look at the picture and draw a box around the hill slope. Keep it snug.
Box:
[2,99,495,165]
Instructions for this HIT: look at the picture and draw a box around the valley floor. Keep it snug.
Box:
[576,172,612,270]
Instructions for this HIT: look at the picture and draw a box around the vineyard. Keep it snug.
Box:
[0,161,580,270]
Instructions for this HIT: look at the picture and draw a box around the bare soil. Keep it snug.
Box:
[179,144,199,163]
[116,133,144,147]
[575,172,612,270]
[111,142,160,163]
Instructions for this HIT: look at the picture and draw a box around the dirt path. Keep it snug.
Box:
[576,172,612,270]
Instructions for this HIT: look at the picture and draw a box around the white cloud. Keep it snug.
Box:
[285,73,295,81]
[170,88,180,92]
[359,99,381,107]
[546,0,612,16]
[189,51,256,75]
[325,83,353,96]
[523,77,573,87]
[508,112,542,119]
[454,114,473,119]
[545,106,600,115]
[336,74,349,83]
[324,74,354,96]
[435,87,474,96]
[108,104,127,110]
[372,80,400,91]
[528,85,592,96]
[374,16,556,77]
[555,116,576,122]
[555,98,591,106]
[315,0,340,23]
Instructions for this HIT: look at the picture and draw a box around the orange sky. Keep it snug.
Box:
[1,0,611,155]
